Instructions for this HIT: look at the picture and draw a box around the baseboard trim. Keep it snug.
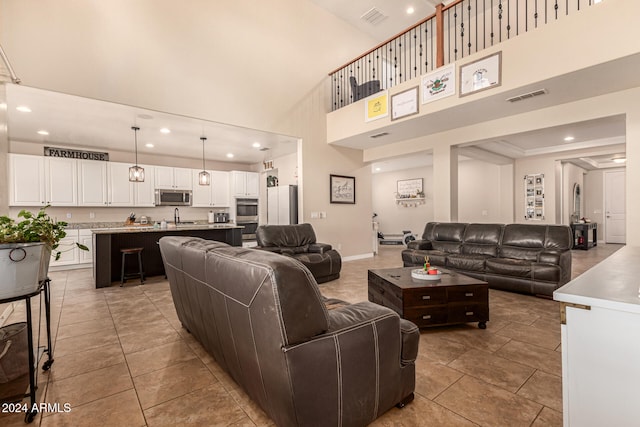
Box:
[343,253,374,262]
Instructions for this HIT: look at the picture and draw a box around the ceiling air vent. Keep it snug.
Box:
[370,132,389,139]
[361,7,388,25]
[506,89,548,103]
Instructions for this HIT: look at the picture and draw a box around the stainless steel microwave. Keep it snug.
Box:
[155,189,192,206]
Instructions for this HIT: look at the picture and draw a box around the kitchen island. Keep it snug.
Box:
[92,224,243,288]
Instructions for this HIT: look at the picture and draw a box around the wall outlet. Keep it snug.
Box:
[319,211,326,219]
[89,212,95,219]
[310,212,319,219]
[66,212,72,219]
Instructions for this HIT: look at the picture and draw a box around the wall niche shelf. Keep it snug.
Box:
[396,197,425,207]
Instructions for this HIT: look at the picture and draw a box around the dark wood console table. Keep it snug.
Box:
[571,222,597,250]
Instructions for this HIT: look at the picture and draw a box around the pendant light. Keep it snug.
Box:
[198,136,210,186]
[129,126,145,182]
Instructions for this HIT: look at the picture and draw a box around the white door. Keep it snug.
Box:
[605,170,626,244]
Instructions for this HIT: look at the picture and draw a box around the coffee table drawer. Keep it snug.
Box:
[447,286,488,303]
[447,303,489,323]
[404,287,448,306]
[404,306,449,327]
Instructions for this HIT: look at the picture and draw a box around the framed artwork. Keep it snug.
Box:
[459,51,502,97]
[421,64,456,104]
[364,91,388,122]
[396,178,423,197]
[330,174,355,204]
[524,173,544,220]
[391,86,419,121]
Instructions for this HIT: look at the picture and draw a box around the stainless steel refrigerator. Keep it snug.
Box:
[267,185,298,225]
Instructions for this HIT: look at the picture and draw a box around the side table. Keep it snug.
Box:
[0,279,54,423]
[571,222,597,250]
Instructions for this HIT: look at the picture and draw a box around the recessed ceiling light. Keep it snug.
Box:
[37,130,49,136]
[564,136,575,142]
[226,153,234,158]
[375,167,381,171]
[145,143,154,148]
[406,6,415,14]
[160,128,171,134]
[16,105,31,113]
[252,142,261,148]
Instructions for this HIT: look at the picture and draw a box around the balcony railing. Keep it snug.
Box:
[329,0,603,111]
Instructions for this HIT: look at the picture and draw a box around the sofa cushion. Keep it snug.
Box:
[501,224,545,248]
[432,241,462,254]
[256,223,317,248]
[486,258,532,278]
[462,223,502,257]
[291,251,341,282]
[446,254,490,272]
[432,223,467,242]
[545,225,573,250]
[532,263,561,282]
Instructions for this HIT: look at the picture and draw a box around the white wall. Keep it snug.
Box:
[371,166,433,236]
[458,160,513,223]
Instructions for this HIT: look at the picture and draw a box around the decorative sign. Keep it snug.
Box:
[330,174,355,204]
[421,64,456,104]
[397,178,423,197]
[460,51,502,97]
[365,91,388,122]
[524,173,544,220]
[391,87,419,121]
[44,146,109,161]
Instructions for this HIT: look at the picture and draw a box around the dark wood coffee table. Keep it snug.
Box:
[368,267,489,329]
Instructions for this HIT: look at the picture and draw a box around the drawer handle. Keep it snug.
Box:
[466,311,474,316]
[422,295,431,300]
[465,292,474,297]
[422,315,431,320]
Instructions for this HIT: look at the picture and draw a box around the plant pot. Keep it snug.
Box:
[0,242,45,299]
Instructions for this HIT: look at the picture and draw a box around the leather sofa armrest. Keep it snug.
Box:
[308,243,332,254]
[325,301,419,363]
[255,246,283,254]
[407,240,432,250]
[538,250,561,265]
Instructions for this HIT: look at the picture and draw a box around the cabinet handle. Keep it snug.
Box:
[466,311,474,316]
[465,292,474,297]
[422,315,431,320]
[422,295,431,300]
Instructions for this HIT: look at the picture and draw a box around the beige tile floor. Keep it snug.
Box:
[0,243,622,426]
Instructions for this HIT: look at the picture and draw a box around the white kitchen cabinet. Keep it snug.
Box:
[133,164,156,206]
[107,162,135,206]
[554,246,640,426]
[155,166,192,190]
[49,229,80,267]
[192,170,230,207]
[8,154,77,206]
[231,171,259,197]
[78,159,108,206]
[78,229,93,264]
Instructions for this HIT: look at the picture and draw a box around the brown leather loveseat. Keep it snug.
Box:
[159,236,419,426]
[402,222,572,297]
[255,223,342,283]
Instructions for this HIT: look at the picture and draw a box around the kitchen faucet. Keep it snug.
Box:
[174,207,180,224]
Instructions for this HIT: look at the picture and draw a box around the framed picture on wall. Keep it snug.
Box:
[460,51,502,97]
[524,173,544,220]
[330,174,356,204]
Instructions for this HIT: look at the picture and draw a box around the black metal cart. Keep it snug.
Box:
[0,278,54,423]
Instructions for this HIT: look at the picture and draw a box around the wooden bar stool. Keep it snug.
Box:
[120,247,145,286]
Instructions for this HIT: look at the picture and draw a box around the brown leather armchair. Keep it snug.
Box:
[159,236,419,427]
[255,223,342,283]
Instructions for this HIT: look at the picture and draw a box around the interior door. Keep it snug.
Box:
[605,170,626,244]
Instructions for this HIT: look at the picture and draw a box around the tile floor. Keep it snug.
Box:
[0,243,622,426]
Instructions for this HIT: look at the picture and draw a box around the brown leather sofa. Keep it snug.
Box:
[255,223,342,283]
[159,236,418,427]
[402,222,573,297]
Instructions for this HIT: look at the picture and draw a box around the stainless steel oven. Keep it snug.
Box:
[236,198,259,241]
[237,221,258,241]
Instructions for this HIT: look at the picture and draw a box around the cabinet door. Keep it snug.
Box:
[108,162,135,206]
[267,187,279,225]
[78,230,93,264]
[134,165,156,206]
[154,166,175,188]
[9,154,45,206]
[231,171,246,197]
[173,168,193,190]
[245,172,259,197]
[212,171,230,206]
[45,157,78,206]
[78,160,108,206]
[49,230,80,267]
[191,169,213,207]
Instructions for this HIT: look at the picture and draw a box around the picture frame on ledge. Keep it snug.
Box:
[459,51,502,97]
[330,174,356,204]
[391,86,419,121]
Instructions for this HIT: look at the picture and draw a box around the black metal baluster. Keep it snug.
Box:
[555,0,559,20]
[454,6,458,60]
[507,0,511,39]
[535,0,538,27]
[566,0,569,15]
[413,28,418,79]
[419,23,424,76]
[490,0,495,45]
[498,0,503,42]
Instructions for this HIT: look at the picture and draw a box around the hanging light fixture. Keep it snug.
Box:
[129,126,145,182]
[198,136,210,185]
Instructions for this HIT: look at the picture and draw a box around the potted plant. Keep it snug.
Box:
[0,206,87,298]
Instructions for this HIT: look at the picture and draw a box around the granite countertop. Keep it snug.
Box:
[65,221,242,233]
